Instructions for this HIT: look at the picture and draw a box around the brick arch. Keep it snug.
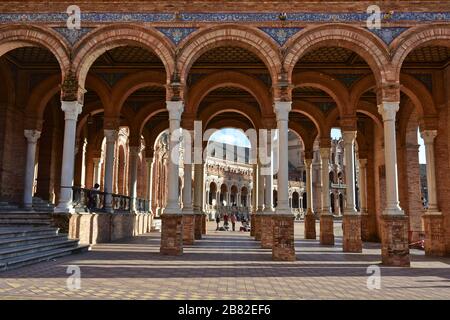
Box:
[205,118,253,136]
[72,24,175,90]
[187,70,272,117]
[0,60,15,106]
[0,25,70,80]
[85,73,112,113]
[178,25,282,86]
[76,104,104,139]
[284,24,389,87]
[25,74,61,129]
[130,102,167,144]
[391,24,450,83]
[349,74,376,112]
[291,100,327,138]
[324,107,340,136]
[144,123,169,155]
[397,99,418,149]
[199,100,261,131]
[400,73,437,121]
[293,71,350,116]
[356,101,383,130]
[110,70,166,117]
[289,122,315,152]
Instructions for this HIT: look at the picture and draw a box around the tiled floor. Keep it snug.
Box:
[0,221,449,299]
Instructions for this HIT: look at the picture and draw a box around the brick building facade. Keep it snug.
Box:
[0,1,449,264]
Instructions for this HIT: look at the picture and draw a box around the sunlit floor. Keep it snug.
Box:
[0,221,449,299]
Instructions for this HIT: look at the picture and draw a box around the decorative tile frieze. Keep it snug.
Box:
[367,27,408,45]
[156,27,197,45]
[259,27,302,46]
[0,12,448,24]
[53,27,94,45]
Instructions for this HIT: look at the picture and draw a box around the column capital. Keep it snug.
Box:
[61,101,82,121]
[274,101,292,122]
[104,129,118,143]
[342,130,357,144]
[304,158,313,167]
[319,147,330,160]
[145,157,154,164]
[24,129,41,143]
[378,101,399,121]
[420,129,438,144]
[359,158,368,168]
[166,101,184,121]
[92,157,102,164]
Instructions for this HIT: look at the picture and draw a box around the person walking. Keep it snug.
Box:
[215,215,221,231]
[87,183,100,212]
[223,213,229,230]
[231,213,236,231]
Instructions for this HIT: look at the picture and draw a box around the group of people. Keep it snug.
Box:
[215,213,250,232]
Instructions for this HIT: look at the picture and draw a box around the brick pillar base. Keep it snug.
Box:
[194,213,202,240]
[380,214,410,266]
[250,214,255,236]
[182,214,195,245]
[201,214,207,235]
[342,214,362,252]
[260,214,273,248]
[52,213,71,234]
[254,214,262,241]
[422,213,446,257]
[304,209,316,239]
[160,214,183,255]
[320,214,334,245]
[361,213,370,242]
[272,215,295,261]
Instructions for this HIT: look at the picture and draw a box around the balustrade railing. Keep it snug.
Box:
[72,186,105,212]
[72,187,149,213]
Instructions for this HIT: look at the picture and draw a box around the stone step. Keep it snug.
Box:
[0,244,89,272]
[0,234,65,249]
[0,213,52,227]
[0,227,58,240]
[0,238,80,260]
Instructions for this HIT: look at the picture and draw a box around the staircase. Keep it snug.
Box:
[32,197,55,212]
[0,201,90,272]
[0,227,89,272]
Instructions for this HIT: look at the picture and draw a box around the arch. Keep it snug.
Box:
[291,100,327,138]
[292,191,299,209]
[292,71,350,116]
[391,24,450,82]
[110,70,166,117]
[85,73,112,113]
[187,70,272,116]
[288,122,315,152]
[25,74,61,126]
[0,25,70,79]
[399,73,437,120]
[130,102,167,142]
[0,60,15,105]
[72,24,175,90]
[199,100,261,131]
[284,24,389,86]
[178,25,282,85]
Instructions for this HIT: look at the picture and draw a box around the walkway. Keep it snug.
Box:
[0,221,449,299]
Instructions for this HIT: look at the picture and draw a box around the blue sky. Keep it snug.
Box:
[210,128,426,164]
[209,128,251,147]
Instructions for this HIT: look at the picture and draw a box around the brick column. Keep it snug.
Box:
[378,102,410,266]
[304,158,316,239]
[23,130,41,209]
[421,130,445,256]
[272,101,295,261]
[319,147,334,245]
[160,101,183,255]
[342,131,362,252]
